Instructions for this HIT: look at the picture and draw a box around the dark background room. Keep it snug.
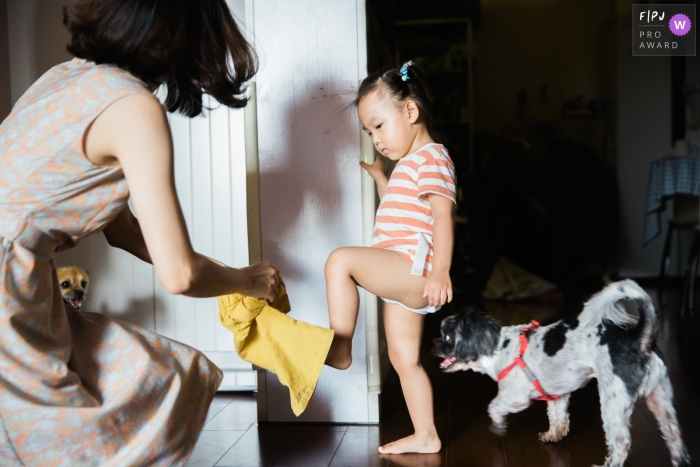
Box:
[364,0,700,465]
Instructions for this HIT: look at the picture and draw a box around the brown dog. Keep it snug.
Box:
[56,266,90,311]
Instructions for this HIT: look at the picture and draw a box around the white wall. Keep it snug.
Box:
[6,0,75,104]
[615,3,675,277]
[252,0,372,422]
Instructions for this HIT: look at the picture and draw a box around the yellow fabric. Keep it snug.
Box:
[218,286,334,416]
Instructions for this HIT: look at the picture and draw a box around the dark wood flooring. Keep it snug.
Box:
[186,284,700,467]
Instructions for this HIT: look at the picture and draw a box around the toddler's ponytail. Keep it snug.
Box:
[353,61,439,142]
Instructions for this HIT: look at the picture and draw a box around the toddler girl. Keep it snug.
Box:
[324,61,456,454]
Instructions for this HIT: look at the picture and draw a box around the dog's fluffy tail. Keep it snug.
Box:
[579,279,658,353]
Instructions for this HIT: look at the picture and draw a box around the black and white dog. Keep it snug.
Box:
[433,280,690,467]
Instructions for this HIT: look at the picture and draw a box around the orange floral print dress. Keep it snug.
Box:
[0,59,223,466]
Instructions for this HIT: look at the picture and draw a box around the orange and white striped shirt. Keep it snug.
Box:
[372,143,457,276]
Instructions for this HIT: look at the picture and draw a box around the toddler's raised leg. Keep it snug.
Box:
[323,247,362,369]
[323,247,426,370]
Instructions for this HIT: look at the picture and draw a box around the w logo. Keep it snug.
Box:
[633,5,695,56]
[669,13,692,36]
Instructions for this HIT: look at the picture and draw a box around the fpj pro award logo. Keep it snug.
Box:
[633,4,695,56]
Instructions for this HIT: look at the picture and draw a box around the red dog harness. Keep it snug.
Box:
[497,320,559,402]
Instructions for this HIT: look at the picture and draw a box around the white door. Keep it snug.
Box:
[250,0,384,423]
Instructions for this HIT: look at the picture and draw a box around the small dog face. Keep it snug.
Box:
[432,308,502,372]
[56,266,89,311]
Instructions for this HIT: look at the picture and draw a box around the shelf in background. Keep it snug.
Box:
[393,17,474,174]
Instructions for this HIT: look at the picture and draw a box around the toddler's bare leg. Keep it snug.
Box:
[324,247,426,369]
[378,303,440,454]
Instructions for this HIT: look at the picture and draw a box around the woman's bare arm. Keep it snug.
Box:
[85,93,280,300]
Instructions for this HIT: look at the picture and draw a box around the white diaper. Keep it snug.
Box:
[380,297,441,315]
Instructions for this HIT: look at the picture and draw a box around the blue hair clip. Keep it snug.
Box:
[400,61,414,82]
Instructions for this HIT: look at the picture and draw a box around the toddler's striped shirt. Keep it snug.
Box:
[372,143,457,276]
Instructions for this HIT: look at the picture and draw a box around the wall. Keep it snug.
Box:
[0,0,11,120]
[615,1,674,277]
[252,0,371,422]
[6,0,75,104]
[622,41,700,278]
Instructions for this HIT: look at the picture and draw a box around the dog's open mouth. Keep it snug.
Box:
[440,354,456,370]
[63,298,83,310]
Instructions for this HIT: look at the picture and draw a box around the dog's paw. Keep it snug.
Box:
[489,423,507,437]
[539,431,562,443]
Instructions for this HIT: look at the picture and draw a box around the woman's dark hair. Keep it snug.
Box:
[64,0,257,117]
[353,63,439,142]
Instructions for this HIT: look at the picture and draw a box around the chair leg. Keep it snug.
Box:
[691,256,698,323]
[681,231,700,324]
[659,223,675,309]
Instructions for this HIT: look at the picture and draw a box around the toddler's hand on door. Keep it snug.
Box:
[359,157,386,182]
[423,269,453,307]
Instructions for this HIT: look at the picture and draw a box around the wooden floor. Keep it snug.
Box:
[186,284,700,467]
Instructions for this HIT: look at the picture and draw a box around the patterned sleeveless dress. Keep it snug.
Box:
[0,59,223,466]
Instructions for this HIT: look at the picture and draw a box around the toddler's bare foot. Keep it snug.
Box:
[377,433,441,454]
[324,340,352,370]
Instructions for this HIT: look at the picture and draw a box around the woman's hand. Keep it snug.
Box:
[423,268,453,307]
[360,156,386,181]
[239,261,285,302]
